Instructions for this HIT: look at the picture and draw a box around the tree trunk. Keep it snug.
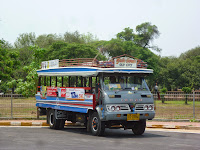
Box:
[185,95,188,105]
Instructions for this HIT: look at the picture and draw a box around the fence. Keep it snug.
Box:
[0,92,200,120]
[153,91,200,120]
[0,94,37,119]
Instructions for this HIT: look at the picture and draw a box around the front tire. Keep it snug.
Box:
[132,120,146,135]
[90,112,105,136]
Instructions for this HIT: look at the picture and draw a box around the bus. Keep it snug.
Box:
[36,54,155,136]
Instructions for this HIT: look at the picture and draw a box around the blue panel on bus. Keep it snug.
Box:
[98,69,153,73]
[37,67,97,73]
[35,95,92,102]
[36,103,88,113]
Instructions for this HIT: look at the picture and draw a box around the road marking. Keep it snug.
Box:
[0,126,48,128]
[146,128,200,134]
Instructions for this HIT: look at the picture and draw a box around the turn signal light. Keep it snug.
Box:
[117,114,121,117]
[108,95,115,98]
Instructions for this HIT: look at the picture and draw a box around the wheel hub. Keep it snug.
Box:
[92,117,98,131]
[50,113,54,126]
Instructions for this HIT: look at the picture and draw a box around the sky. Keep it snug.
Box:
[0,0,200,57]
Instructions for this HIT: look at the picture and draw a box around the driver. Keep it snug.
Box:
[120,77,125,89]
[110,76,116,83]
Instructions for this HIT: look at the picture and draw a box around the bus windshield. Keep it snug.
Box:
[103,76,149,91]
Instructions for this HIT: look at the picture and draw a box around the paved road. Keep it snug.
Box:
[0,127,200,150]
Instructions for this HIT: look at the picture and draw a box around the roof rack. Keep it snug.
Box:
[41,54,147,69]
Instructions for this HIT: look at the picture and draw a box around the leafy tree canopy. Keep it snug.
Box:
[0,39,20,93]
[1,22,200,96]
[14,32,36,48]
[47,41,105,60]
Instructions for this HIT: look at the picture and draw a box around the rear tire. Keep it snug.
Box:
[90,112,105,136]
[132,120,146,135]
[58,119,65,129]
[49,109,65,130]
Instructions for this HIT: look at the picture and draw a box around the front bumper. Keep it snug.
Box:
[102,111,155,121]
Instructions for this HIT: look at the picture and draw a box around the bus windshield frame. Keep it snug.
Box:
[102,75,150,92]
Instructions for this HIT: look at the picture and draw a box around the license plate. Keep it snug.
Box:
[127,114,140,121]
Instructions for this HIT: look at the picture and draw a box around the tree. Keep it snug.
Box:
[0,39,20,93]
[14,32,36,48]
[31,45,47,65]
[182,87,192,105]
[160,87,167,103]
[64,31,98,44]
[15,62,38,97]
[64,31,84,43]
[179,46,200,60]
[100,39,124,57]
[116,23,161,52]
[81,32,99,43]
[35,34,63,48]
[14,46,45,97]
[47,41,105,60]
[134,22,161,52]
[117,27,134,41]
[178,46,200,89]
[14,33,37,67]
[157,48,200,91]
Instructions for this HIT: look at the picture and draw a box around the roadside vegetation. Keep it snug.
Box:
[155,100,200,119]
[0,22,200,97]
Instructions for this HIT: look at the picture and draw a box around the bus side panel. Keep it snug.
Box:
[35,94,94,114]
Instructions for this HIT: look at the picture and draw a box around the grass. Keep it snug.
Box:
[155,100,200,119]
[0,97,37,118]
[0,97,200,119]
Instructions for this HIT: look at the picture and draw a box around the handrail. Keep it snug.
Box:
[42,56,148,69]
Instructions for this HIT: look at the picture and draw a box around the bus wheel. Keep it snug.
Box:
[90,112,105,136]
[49,109,63,130]
[58,119,65,129]
[132,120,146,135]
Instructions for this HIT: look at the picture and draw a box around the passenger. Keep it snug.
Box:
[110,76,116,83]
[120,77,125,89]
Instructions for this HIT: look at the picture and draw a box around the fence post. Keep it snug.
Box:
[37,107,39,119]
[193,91,195,119]
[11,92,13,119]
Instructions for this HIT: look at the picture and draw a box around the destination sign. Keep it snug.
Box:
[114,57,137,68]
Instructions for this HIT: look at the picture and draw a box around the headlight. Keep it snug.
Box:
[144,104,154,111]
[144,105,148,110]
[135,104,154,111]
[115,106,120,111]
[111,106,115,111]
[148,105,154,110]
[106,104,130,112]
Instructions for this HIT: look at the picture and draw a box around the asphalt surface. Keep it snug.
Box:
[0,127,200,150]
[1,120,200,130]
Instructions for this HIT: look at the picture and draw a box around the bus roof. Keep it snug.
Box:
[37,54,153,77]
[37,67,153,77]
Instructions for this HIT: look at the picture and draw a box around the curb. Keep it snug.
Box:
[1,121,200,130]
[146,124,200,130]
[0,121,49,126]
[0,121,81,127]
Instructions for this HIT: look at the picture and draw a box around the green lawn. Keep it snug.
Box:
[155,100,200,119]
[0,97,37,118]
